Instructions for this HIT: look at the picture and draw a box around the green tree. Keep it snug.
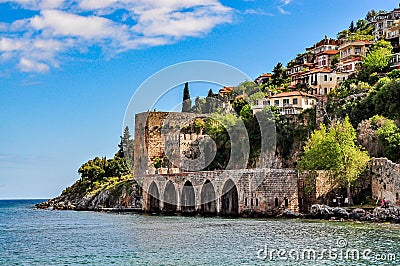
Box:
[387,69,400,80]
[271,62,287,87]
[232,97,247,114]
[360,40,392,84]
[297,117,370,205]
[377,122,400,163]
[349,21,355,33]
[373,79,400,119]
[182,82,192,112]
[237,81,260,96]
[330,54,339,69]
[366,10,377,21]
[356,19,367,31]
[337,29,349,39]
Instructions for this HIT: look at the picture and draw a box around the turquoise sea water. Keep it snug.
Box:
[1,200,399,265]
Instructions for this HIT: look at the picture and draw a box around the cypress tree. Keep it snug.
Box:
[182,82,192,112]
[349,21,355,33]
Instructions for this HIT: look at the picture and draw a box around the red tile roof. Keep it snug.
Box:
[261,73,272,77]
[219,86,234,94]
[305,67,333,74]
[317,50,339,56]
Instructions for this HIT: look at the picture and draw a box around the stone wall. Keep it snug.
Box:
[134,111,208,178]
[370,158,400,205]
[141,168,300,214]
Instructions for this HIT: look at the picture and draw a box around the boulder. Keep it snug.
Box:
[373,206,400,222]
[349,208,367,220]
[332,207,349,218]
[310,204,334,219]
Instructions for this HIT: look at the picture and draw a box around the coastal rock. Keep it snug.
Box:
[373,206,400,222]
[332,207,349,218]
[36,179,142,212]
[349,208,370,220]
[310,204,334,219]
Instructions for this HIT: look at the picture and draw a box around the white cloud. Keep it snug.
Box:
[277,0,293,14]
[40,0,64,9]
[30,10,128,40]
[0,0,234,73]
[244,9,274,16]
[19,57,49,73]
[79,0,117,10]
[0,38,24,51]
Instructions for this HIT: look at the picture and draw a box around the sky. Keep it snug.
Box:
[0,0,398,199]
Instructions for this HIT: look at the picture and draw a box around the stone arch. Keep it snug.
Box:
[148,181,160,213]
[181,180,196,214]
[200,180,217,215]
[221,179,238,216]
[163,181,177,214]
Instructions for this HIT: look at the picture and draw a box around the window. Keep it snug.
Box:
[324,75,328,81]
[274,197,279,207]
[255,198,259,207]
[284,197,289,208]
[330,77,333,81]
[305,99,308,105]
[274,100,279,106]
[293,98,298,105]
[251,198,253,207]
[283,99,289,105]
[324,88,328,94]
[263,100,269,106]
[245,198,248,206]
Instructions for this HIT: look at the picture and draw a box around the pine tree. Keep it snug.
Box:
[182,82,192,112]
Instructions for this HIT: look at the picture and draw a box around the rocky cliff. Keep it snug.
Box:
[36,179,142,211]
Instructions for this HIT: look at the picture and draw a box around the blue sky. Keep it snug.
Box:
[0,0,398,199]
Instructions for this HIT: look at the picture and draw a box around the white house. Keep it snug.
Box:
[252,91,317,115]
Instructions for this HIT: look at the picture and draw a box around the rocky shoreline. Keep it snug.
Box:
[280,204,400,224]
[36,195,400,224]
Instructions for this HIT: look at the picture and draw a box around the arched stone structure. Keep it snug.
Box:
[142,168,301,215]
[220,179,239,215]
[163,181,177,213]
[181,180,196,214]
[148,181,160,213]
[200,180,217,214]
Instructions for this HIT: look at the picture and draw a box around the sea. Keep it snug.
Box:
[1,199,399,265]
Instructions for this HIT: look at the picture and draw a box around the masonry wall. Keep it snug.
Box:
[142,168,300,214]
[370,158,400,205]
[134,111,203,178]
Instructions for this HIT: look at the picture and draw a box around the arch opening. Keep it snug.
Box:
[200,180,217,215]
[181,180,196,214]
[148,182,160,213]
[163,181,177,214]
[221,179,239,216]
